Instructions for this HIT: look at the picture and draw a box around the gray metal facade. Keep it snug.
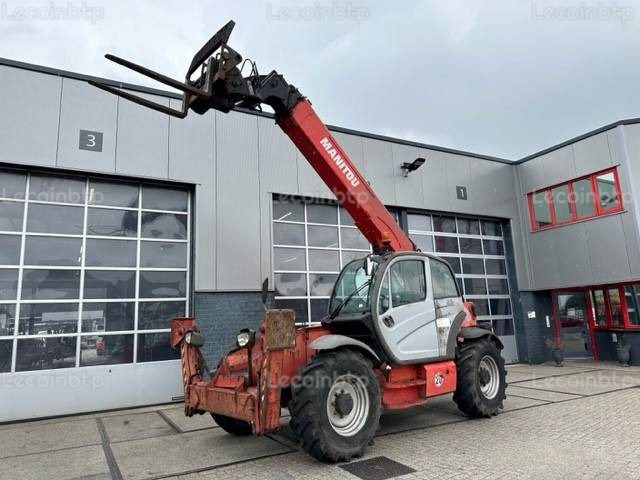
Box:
[2,58,640,355]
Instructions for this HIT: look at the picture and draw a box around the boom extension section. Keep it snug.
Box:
[90,20,414,253]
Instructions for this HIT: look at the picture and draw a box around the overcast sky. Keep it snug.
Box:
[1,0,639,159]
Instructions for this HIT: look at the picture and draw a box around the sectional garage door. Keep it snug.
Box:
[0,169,190,421]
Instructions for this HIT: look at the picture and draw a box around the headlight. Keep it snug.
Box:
[236,329,255,349]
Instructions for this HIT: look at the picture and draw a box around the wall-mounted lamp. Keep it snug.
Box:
[401,157,426,177]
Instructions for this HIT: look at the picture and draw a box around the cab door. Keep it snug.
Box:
[376,256,438,363]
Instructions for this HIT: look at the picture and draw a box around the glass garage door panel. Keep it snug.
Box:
[409,214,515,350]
[272,199,372,323]
[0,171,190,373]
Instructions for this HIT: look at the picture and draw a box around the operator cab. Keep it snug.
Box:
[325,252,466,365]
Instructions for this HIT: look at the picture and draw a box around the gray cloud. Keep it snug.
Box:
[1,0,639,159]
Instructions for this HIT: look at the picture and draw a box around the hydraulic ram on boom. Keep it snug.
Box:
[91,20,506,464]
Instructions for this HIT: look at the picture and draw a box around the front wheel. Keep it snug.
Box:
[453,338,507,417]
[288,349,381,463]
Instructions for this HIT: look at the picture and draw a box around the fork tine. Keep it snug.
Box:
[88,81,188,118]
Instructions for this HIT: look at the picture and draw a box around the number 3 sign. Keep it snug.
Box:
[79,130,103,152]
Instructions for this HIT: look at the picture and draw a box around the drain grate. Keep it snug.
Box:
[340,456,416,480]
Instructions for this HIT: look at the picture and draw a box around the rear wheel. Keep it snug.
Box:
[211,413,253,435]
[289,349,381,463]
[453,338,506,417]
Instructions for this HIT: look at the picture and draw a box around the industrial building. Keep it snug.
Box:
[0,57,638,422]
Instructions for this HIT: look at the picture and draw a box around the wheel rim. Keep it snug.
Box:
[326,374,369,437]
[478,355,500,400]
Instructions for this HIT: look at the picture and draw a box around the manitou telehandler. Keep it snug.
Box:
[92,20,507,462]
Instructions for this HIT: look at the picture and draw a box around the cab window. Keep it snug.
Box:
[389,260,426,307]
[429,258,459,299]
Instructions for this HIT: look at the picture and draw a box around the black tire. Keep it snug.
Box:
[211,413,253,435]
[453,338,507,418]
[288,349,381,463]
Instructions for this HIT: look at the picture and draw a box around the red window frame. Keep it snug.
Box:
[588,283,640,331]
[527,167,623,231]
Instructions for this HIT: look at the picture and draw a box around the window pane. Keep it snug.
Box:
[624,286,638,326]
[21,269,79,300]
[0,171,26,200]
[341,250,366,266]
[0,201,24,232]
[86,239,137,267]
[472,299,489,316]
[459,237,482,254]
[490,298,512,315]
[139,271,186,298]
[592,290,607,326]
[481,220,501,237]
[140,241,187,268]
[339,208,355,226]
[141,212,187,240]
[390,260,426,306]
[18,303,78,335]
[483,239,504,256]
[551,185,572,222]
[433,215,456,233]
[24,236,82,266]
[275,273,307,296]
[307,204,337,224]
[16,337,77,371]
[429,259,458,299]
[273,223,305,246]
[81,302,134,332]
[273,199,304,222]
[442,256,461,274]
[572,179,596,218]
[608,288,622,325]
[485,259,507,275]
[487,278,509,295]
[632,286,640,326]
[308,249,339,271]
[596,172,620,211]
[80,334,133,367]
[410,234,433,252]
[408,214,431,232]
[88,180,138,208]
[464,278,487,295]
[87,208,138,237]
[531,192,551,227]
[341,228,368,249]
[273,248,306,271]
[27,204,84,234]
[83,271,136,299]
[142,186,188,211]
[0,340,11,372]
[0,304,16,336]
[138,301,186,330]
[308,225,338,248]
[137,333,179,362]
[457,218,480,235]
[0,235,21,265]
[462,258,484,275]
[29,174,84,204]
[310,298,329,322]
[309,273,337,297]
[0,269,18,300]
[434,236,458,253]
[273,298,308,323]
